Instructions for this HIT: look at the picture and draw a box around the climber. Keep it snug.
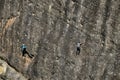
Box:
[21,44,34,58]
[76,42,82,55]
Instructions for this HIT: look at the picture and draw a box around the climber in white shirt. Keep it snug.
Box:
[76,41,83,55]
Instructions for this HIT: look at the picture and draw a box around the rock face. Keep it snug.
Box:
[0,0,120,80]
[0,58,27,80]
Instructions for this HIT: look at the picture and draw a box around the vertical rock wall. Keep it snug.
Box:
[0,0,120,80]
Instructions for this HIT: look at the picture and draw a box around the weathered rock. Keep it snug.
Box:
[0,58,27,80]
[0,0,120,80]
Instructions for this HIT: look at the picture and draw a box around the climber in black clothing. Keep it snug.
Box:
[21,44,34,58]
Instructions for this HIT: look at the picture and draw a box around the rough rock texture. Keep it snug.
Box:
[0,58,27,80]
[0,0,120,80]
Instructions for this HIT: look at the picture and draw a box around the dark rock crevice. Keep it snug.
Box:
[101,0,112,51]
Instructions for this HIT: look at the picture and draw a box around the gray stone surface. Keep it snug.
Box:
[0,0,120,80]
[0,58,27,80]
